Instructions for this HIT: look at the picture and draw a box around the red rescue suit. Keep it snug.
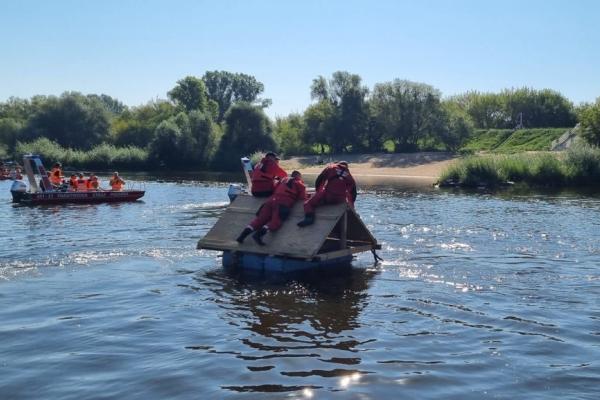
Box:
[250,176,306,231]
[251,157,287,197]
[304,163,357,214]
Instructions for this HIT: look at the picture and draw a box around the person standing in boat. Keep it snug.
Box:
[109,172,125,191]
[250,152,287,197]
[50,162,63,186]
[297,161,357,227]
[237,170,306,245]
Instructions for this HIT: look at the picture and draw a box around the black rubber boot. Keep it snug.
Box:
[236,227,253,243]
[252,227,268,246]
[297,213,315,227]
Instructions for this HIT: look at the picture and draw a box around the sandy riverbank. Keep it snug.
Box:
[279,152,457,187]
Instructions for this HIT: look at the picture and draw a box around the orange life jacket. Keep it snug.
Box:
[251,158,288,194]
[110,177,124,191]
[50,167,62,185]
[77,178,88,191]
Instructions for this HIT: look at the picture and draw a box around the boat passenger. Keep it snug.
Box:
[14,167,23,180]
[237,170,306,246]
[250,152,287,197]
[68,174,78,191]
[50,162,63,185]
[39,172,52,192]
[297,161,357,227]
[76,173,88,191]
[87,173,99,190]
[109,172,125,191]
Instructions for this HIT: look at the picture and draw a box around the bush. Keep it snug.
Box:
[439,153,569,187]
[496,154,530,182]
[564,145,600,185]
[16,138,148,170]
[528,154,565,185]
[439,156,502,187]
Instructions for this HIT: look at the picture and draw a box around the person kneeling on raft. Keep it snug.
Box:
[237,170,306,246]
[297,161,357,227]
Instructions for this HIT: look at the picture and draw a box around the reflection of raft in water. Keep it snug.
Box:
[197,194,381,273]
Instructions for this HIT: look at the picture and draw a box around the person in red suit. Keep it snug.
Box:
[250,152,288,197]
[297,161,357,227]
[237,170,306,245]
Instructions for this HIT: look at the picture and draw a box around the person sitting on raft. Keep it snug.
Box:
[250,151,287,197]
[237,170,306,246]
[109,172,125,191]
[297,161,357,227]
[50,162,63,186]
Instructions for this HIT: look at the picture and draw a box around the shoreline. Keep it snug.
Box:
[279,152,457,186]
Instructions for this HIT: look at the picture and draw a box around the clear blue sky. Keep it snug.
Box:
[1,0,599,117]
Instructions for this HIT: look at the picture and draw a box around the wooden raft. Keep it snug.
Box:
[197,195,379,261]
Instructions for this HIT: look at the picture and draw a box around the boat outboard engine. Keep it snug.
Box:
[10,180,27,203]
[227,184,242,202]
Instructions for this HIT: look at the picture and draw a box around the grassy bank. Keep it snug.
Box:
[438,146,600,188]
[461,128,568,152]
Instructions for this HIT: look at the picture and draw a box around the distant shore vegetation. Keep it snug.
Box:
[438,145,600,189]
[1,70,600,172]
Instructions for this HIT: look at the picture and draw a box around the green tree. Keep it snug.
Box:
[112,100,177,147]
[168,76,215,114]
[0,118,24,155]
[274,113,308,156]
[149,119,182,167]
[212,103,277,170]
[23,92,111,150]
[87,94,127,115]
[309,71,370,153]
[202,71,270,122]
[579,98,600,146]
[303,100,336,154]
[371,80,444,151]
[437,101,474,151]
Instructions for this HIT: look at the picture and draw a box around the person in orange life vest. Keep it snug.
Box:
[250,151,287,197]
[76,173,88,191]
[69,174,78,191]
[50,162,63,186]
[109,172,125,191]
[297,161,357,227]
[87,173,99,190]
[237,170,306,246]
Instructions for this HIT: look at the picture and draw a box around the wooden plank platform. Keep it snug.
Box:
[197,194,378,259]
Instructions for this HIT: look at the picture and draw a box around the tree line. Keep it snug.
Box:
[1,70,599,171]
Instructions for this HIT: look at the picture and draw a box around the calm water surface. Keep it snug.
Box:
[1,177,599,399]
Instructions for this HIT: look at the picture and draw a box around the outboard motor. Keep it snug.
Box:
[227,184,242,202]
[10,180,27,203]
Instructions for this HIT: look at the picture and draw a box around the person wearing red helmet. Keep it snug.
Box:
[250,152,288,197]
[237,170,306,245]
[297,161,357,227]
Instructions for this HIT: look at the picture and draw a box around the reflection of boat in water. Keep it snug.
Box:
[10,155,145,205]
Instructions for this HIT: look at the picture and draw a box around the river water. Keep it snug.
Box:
[0,177,599,399]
